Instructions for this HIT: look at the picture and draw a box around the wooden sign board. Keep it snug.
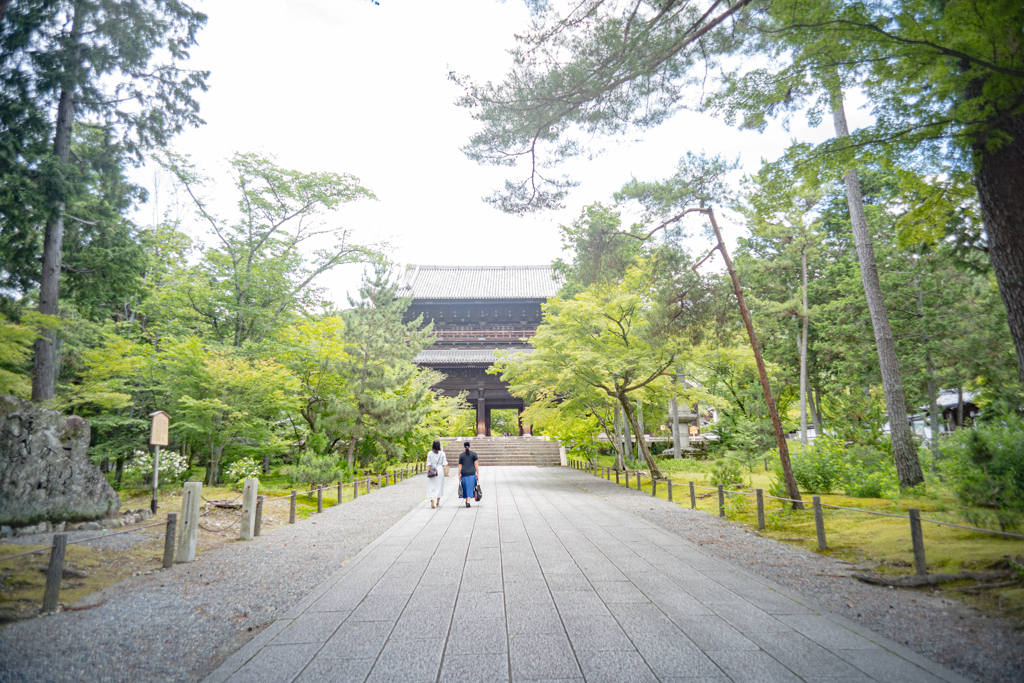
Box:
[150,411,170,446]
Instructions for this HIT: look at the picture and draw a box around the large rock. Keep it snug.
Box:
[0,395,120,526]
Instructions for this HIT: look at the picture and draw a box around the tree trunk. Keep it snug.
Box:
[974,109,1024,390]
[612,404,626,471]
[799,248,809,445]
[31,16,82,401]
[621,396,662,479]
[705,208,803,508]
[830,90,923,487]
[114,456,125,490]
[915,274,941,471]
[346,436,357,470]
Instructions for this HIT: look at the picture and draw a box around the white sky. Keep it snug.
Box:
[142,0,871,305]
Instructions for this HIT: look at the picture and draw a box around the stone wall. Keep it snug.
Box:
[0,395,120,526]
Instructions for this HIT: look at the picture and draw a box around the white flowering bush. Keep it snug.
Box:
[122,449,189,488]
[224,457,262,488]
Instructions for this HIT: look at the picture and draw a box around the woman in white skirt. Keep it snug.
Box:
[426,440,447,509]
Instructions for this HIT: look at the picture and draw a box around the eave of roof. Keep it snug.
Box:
[400,265,562,301]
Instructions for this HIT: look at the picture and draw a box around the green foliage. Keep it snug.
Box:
[157,152,379,347]
[767,436,901,498]
[121,449,189,489]
[783,440,848,494]
[282,451,345,489]
[709,459,744,489]
[942,420,1024,531]
[553,203,643,297]
[0,312,52,397]
[224,457,263,487]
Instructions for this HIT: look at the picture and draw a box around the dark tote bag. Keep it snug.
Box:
[457,480,464,498]
[474,483,482,502]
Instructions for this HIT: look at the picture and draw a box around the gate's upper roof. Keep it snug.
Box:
[400,265,562,301]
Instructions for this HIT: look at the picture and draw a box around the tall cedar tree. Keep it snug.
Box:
[0,0,208,401]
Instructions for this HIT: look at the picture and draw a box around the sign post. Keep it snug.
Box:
[149,411,170,514]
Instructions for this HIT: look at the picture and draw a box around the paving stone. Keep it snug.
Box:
[630,630,724,679]
[574,649,659,683]
[705,650,804,682]
[447,617,508,654]
[318,620,393,659]
[836,648,949,683]
[544,572,591,591]
[454,590,505,619]
[747,631,866,678]
[590,581,649,603]
[225,643,320,683]
[294,657,376,683]
[607,603,679,637]
[348,594,408,622]
[707,602,793,633]
[272,611,350,644]
[561,614,634,651]
[504,581,554,605]
[508,633,581,680]
[669,615,760,651]
[730,589,815,615]
[439,653,510,683]
[778,615,878,650]
[364,637,444,683]
[461,572,504,592]
[551,590,609,616]
[507,601,564,635]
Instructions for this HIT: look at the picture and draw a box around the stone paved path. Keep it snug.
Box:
[205,467,969,683]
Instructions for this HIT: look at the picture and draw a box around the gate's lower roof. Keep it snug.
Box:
[400,265,562,300]
[414,348,534,365]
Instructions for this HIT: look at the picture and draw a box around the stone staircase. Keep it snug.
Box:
[440,437,562,467]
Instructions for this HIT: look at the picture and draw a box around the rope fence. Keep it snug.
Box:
[568,456,1024,580]
[0,462,429,614]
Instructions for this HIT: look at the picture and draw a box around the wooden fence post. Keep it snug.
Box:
[625,471,630,488]
[616,469,620,484]
[689,481,696,509]
[254,497,263,537]
[289,489,297,524]
[353,479,359,499]
[667,480,673,502]
[338,481,343,504]
[366,478,370,495]
[636,472,642,491]
[756,489,765,531]
[42,533,67,613]
[163,513,177,569]
[651,479,657,498]
[176,482,201,563]
[718,485,725,517]
[317,485,323,513]
[909,508,926,576]
[813,496,826,550]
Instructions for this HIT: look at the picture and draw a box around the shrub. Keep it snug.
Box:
[844,468,899,499]
[786,438,849,494]
[121,449,188,488]
[224,457,262,488]
[709,458,743,489]
[282,451,345,488]
[941,419,1024,531]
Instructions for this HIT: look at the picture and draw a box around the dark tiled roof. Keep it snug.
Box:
[400,265,562,300]
[414,348,534,365]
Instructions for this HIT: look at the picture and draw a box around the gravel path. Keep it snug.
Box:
[561,467,1024,683]
[0,474,434,683]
